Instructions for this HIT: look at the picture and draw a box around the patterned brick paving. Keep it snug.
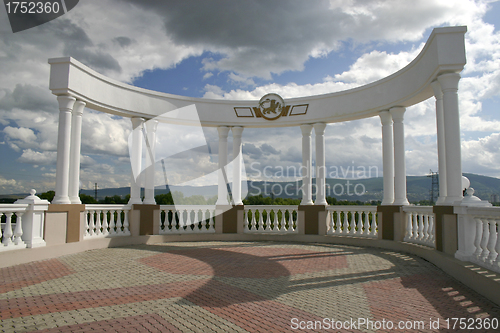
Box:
[0,241,499,332]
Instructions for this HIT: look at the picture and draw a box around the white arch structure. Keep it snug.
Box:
[48,26,467,208]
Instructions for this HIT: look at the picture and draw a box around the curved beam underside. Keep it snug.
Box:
[49,26,466,128]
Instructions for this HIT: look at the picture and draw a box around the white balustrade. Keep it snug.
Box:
[160,205,216,234]
[244,206,298,233]
[84,205,131,239]
[327,206,378,237]
[456,207,500,273]
[0,204,29,251]
[402,206,435,248]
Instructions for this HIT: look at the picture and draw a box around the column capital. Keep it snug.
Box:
[300,124,313,136]
[145,118,158,131]
[57,95,76,111]
[218,126,230,138]
[431,80,443,100]
[130,117,145,130]
[379,110,393,125]
[390,107,406,122]
[437,72,461,91]
[72,100,86,116]
[231,126,244,137]
[313,123,327,135]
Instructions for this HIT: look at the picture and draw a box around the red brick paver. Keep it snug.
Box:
[0,242,499,332]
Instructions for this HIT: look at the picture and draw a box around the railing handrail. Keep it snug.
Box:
[0,204,30,213]
[459,206,500,217]
[245,205,298,210]
[160,205,216,210]
[402,205,434,213]
[85,204,131,210]
[327,205,377,212]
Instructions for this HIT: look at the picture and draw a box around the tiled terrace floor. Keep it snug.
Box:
[1,241,499,332]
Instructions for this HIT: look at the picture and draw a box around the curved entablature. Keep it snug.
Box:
[48,26,466,127]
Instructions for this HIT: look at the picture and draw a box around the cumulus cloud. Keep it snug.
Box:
[0,0,499,194]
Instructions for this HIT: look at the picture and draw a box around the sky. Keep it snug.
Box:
[0,0,500,195]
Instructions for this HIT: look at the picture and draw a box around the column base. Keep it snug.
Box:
[445,196,463,205]
[393,199,409,205]
[128,198,143,205]
[52,196,71,205]
[435,196,447,205]
[69,196,82,204]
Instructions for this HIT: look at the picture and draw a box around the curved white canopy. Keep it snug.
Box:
[49,26,466,128]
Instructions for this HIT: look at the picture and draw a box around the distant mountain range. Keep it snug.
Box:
[2,173,499,203]
[76,172,500,203]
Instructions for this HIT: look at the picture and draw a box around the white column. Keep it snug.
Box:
[128,117,145,205]
[216,126,230,205]
[391,107,409,206]
[143,119,158,205]
[231,126,244,205]
[379,111,394,205]
[68,100,85,204]
[300,124,313,205]
[313,123,327,205]
[438,73,463,204]
[431,81,448,205]
[53,95,76,204]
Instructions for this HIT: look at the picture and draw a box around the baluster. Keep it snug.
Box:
[13,212,24,246]
[346,211,353,235]
[123,210,130,235]
[422,214,429,242]
[363,211,370,236]
[0,213,3,241]
[95,210,102,236]
[2,213,13,246]
[370,212,378,236]
[328,211,334,234]
[258,209,264,231]
[417,214,424,241]
[342,210,349,234]
[89,211,95,236]
[356,211,363,235]
[479,219,490,262]
[492,220,500,268]
[472,218,484,261]
[200,209,206,232]
[412,212,419,241]
[279,209,284,232]
[404,212,412,241]
[106,210,116,236]
[248,210,254,231]
[486,219,498,264]
[210,209,216,231]
[290,209,296,231]
[265,209,271,231]
[101,210,109,236]
[429,215,435,243]
[179,210,186,231]
[187,209,193,232]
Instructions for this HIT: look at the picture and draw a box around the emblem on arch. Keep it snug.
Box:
[234,93,308,120]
